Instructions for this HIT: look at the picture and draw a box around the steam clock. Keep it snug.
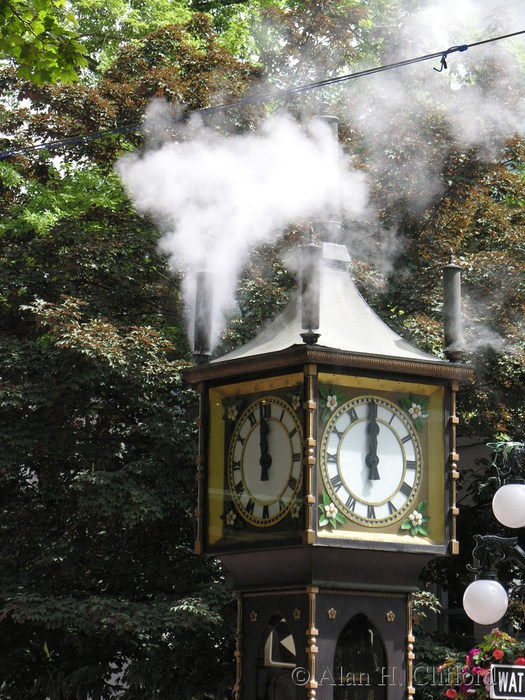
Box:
[185,242,472,700]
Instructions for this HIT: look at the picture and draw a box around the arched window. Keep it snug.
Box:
[257,613,297,700]
[333,613,387,700]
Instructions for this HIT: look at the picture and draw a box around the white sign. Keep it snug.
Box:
[490,665,525,700]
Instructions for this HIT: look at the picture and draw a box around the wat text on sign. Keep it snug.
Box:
[490,665,525,700]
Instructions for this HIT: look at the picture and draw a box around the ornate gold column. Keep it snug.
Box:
[303,364,317,545]
[449,380,460,555]
[305,585,319,699]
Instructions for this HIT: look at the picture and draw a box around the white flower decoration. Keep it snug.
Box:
[324,502,338,520]
[227,406,238,421]
[408,403,422,419]
[290,504,301,519]
[326,395,338,411]
[292,394,301,410]
[408,510,423,526]
[226,510,237,526]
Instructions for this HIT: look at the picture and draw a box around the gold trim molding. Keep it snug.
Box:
[184,345,474,385]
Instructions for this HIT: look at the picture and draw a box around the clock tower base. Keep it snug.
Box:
[235,584,414,700]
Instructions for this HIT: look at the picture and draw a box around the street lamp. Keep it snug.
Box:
[463,444,525,626]
[491,444,525,528]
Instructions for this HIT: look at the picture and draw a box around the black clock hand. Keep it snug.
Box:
[365,400,380,480]
[259,404,272,481]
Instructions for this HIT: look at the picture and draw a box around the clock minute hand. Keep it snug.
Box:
[365,400,380,481]
[259,404,272,481]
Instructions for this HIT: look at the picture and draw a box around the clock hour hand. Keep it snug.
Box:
[259,404,272,481]
[365,400,380,481]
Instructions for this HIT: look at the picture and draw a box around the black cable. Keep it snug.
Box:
[1,28,524,161]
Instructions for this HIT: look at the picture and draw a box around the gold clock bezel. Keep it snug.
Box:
[206,372,304,550]
[227,395,303,527]
[316,372,446,546]
[320,394,423,527]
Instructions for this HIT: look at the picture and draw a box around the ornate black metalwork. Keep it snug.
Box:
[467,534,525,599]
[499,445,525,484]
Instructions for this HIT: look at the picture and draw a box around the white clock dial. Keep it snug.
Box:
[320,395,422,526]
[228,396,303,527]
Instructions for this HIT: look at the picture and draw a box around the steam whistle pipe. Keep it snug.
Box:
[300,243,322,345]
[193,270,213,364]
[442,250,464,362]
[300,110,340,345]
[310,112,341,230]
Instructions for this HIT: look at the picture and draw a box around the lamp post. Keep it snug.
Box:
[463,444,525,626]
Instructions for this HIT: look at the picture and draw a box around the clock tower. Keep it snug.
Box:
[185,241,472,700]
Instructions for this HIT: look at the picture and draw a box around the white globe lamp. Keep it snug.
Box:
[492,482,525,529]
[463,578,508,625]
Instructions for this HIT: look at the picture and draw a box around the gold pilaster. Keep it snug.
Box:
[194,382,205,555]
[407,596,415,700]
[449,380,460,555]
[305,585,319,699]
[233,594,242,700]
[303,364,317,545]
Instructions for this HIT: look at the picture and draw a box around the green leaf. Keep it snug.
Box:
[417,501,427,513]
[419,396,430,410]
[418,525,429,537]
[319,384,329,399]
[319,515,328,527]
[335,511,346,524]
[401,519,412,529]
[414,417,424,432]
[400,396,411,411]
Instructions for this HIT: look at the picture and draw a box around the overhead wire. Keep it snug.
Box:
[1,28,524,161]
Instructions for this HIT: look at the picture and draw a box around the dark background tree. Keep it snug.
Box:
[0,11,260,698]
[0,0,524,697]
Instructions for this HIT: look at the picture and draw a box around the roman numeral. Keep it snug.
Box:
[248,412,257,426]
[332,425,344,439]
[246,499,255,515]
[288,475,297,491]
[330,473,343,491]
[400,482,412,497]
[289,427,297,438]
[235,481,244,495]
[401,434,412,444]
[262,505,269,520]
[232,460,240,471]
[367,505,376,519]
[388,501,396,514]
[327,452,337,463]
[236,434,245,445]
[389,413,396,425]
[346,495,356,511]
[262,403,271,418]
[292,452,301,463]
[406,460,416,470]
[348,407,358,424]
[279,409,285,422]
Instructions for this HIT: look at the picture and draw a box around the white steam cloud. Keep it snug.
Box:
[116,0,524,351]
[117,110,367,347]
[344,0,525,212]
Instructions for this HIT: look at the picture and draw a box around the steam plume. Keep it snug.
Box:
[116,0,524,350]
[117,110,367,348]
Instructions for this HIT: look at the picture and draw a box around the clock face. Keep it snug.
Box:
[320,395,423,527]
[228,396,303,527]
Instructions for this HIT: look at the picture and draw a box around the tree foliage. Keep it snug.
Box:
[0,0,88,83]
[0,0,524,696]
[0,12,260,697]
